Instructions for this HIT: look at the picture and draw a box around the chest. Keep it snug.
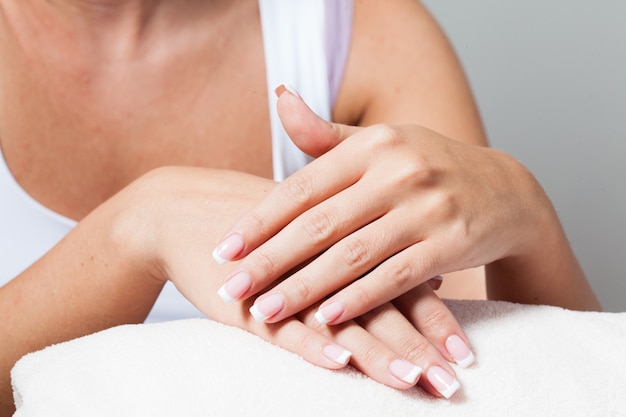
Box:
[0,17,272,220]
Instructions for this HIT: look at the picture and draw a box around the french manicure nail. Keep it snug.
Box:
[314,301,345,325]
[212,234,245,265]
[217,271,252,303]
[322,344,352,366]
[275,82,301,98]
[389,359,423,385]
[445,335,475,368]
[426,366,461,399]
[249,293,285,322]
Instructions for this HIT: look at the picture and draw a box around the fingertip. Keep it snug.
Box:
[314,301,345,325]
[389,359,423,385]
[212,234,245,265]
[275,83,301,98]
[249,293,285,322]
[428,275,444,291]
[322,344,352,367]
[445,334,476,368]
[425,366,462,399]
[249,304,268,322]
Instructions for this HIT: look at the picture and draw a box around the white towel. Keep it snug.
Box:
[11,300,626,417]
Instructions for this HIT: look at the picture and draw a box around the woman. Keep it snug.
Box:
[0,0,599,414]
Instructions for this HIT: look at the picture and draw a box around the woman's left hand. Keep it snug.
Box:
[213,85,541,325]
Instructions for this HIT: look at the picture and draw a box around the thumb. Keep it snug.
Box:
[275,84,361,158]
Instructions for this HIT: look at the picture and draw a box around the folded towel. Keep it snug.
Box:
[11,300,626,417]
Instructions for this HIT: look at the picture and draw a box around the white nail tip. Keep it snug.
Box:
[212,249,228,265]
[333,350,352,365]
[456,351,476,368]
[249,305,268,322]
[402,365,423,385]
[439,379,461,399]
[283,82,300,97]
[217,286,236,304]
[314,310,329,325]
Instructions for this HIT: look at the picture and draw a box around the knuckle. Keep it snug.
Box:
[293,330,320,356]
[281,172,316,207]
[399,158,435,186]
[291,275,316,303]
[365,125,439,189]
[387,154,438,192]
[401,247,438,282]
[254,250,278,278]
[417,304,453,338]
[301,209,334,242]
[385,262,415,290]
[400,337,432,364]
[339,238,370,270]
[426,190,459,221]
[247,210,270,237]
[368,125,404,149]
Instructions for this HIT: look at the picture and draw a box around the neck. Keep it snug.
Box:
[3,0,231,61]
[22,0,161,31]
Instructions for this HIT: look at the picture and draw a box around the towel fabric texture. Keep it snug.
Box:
[11,300,626,417]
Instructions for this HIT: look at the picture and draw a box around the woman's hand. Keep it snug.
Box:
[1,166,474,414]
[110,166,472,397]
[212,85,548,323]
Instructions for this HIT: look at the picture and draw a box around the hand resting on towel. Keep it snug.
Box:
[0,1,602,415]
[12,300,625,417]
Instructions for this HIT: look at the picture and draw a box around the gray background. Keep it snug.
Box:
[421,0,626,311]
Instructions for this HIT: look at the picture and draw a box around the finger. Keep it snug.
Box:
[394,285,476,369]
[428,275,444,291]
[355,300,463,399]
[244,202,414,323]
[275,83,361,158]
[297,307,424,390]
[220,178,392,315]
[211,138,362,265]
[312,239,446,325]
[200,291,353,373]
[211,91,373,266]
[246,313,353,371]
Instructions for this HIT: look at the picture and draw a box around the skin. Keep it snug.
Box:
[222,89,600,326]
[0,0,600,415]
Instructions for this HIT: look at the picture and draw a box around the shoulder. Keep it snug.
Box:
[335,0,487,145]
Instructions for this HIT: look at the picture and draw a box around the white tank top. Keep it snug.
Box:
[0,0,353,322]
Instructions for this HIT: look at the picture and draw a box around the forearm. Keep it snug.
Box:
[485,181,600,311]
[0,205,164,416]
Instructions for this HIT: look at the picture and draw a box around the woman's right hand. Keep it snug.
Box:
[109,166,473,398]
[1,165,471,416]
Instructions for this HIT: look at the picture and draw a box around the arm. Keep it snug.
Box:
[0,177,163,415]
[346,0,598,309]
[1,167,470,415]
[337,0,488,299]
[210,0,599,325]
[485,166,600,310]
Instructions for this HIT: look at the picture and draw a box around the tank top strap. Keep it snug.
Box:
[258,0,353,181]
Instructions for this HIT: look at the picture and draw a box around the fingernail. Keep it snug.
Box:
[445,335,475,368]
[314,301,345,325]
[212,234,245,265]
[274,83,301,98]
[249,293,285,322]
[426,366,461,399]
[428,275,444,291]
[217,271,252,303]
[389,359,422,385]
[322,344,352,366]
